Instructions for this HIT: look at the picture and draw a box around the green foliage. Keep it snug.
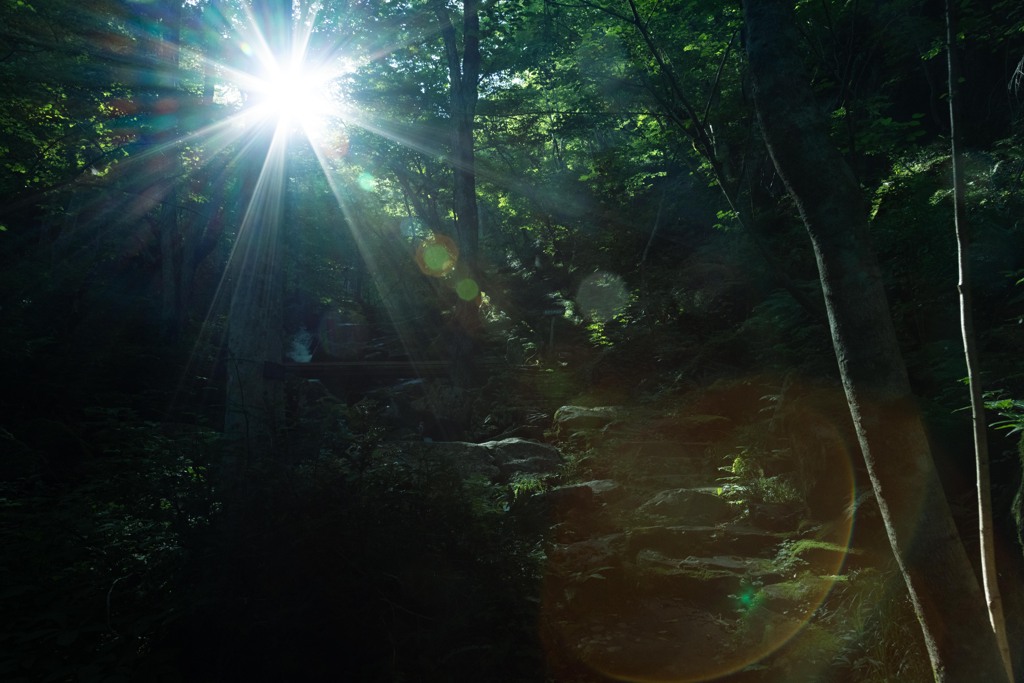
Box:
[730,577,767,615]
[771,538,850,576]
[2,0,1024,678]
[583,319,613,347]
[0,411,218,682]
[159,439,544,682]
[738,291,831,371]
[717,448,802,506]
[870,147,1024,407]
[509,472,548,500]
[832,100,926,160]
[556,443,598,482]
[821,569,932,682]
[986,396,1024,435]
[0,0,159,197]
[986,394,1024,554]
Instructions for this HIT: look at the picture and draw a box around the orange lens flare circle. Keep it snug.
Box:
[540,379,859,683]
[415,234,458,277]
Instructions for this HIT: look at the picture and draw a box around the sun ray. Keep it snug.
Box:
[172,0,450,411]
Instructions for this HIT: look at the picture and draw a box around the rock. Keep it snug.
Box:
[514,483,623,541]
[495,424,547,441]
[647,413,733,441]
[607,440,709,483]
[546,534,628,576]
[482,438,562,481]
[392,441,501,481]
[759,576,836,609]
[539,483,596,509]
[748,502,804,531]
[542,596,751,683]
[631,549,746,603]
[627,525,783,559]
[552,405,624,438]
[578,479,624,502]
[390,438,561,484]
[636,488,738,525]
[515,484,596,524]
[778,537,861,574]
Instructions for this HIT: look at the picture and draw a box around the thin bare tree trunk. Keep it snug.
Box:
[742,1,1008,680]
[945,2,1015,679]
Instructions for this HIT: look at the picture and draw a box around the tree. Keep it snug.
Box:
[221,0,292,457]
[433,0,484,387]
[544,0,828,322]
[132,0,186,341]
[433,0,482,273]
[741,0,1009,680]
[945,0,1014,677]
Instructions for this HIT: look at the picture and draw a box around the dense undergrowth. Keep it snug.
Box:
[1,399,547,682]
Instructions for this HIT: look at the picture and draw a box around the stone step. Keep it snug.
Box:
[632,487,742,526]
[627,524,789,559]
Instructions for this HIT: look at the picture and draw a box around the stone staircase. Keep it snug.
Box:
[532,407,859,682]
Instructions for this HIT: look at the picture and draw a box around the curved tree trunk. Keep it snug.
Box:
[741,1,1008,680]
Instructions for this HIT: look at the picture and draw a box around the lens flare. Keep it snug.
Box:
[456,278,480,301]
[415,234,458,277]
[540,379,858,683]
[357,172,377,191]
[577,271,629,321]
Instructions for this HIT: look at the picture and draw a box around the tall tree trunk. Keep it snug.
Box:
[434,0,482,389]
[222,0,292,459]
[945,1,1015,679]
[223,132,285,462]
[144,0,185,341]
[174,2,226,337]
[434,0,481,268]
[741,1,1008,680]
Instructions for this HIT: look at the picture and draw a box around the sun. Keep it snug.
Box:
[205,6,361,184]
[250,57,339,135]
[218,5,354,143]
